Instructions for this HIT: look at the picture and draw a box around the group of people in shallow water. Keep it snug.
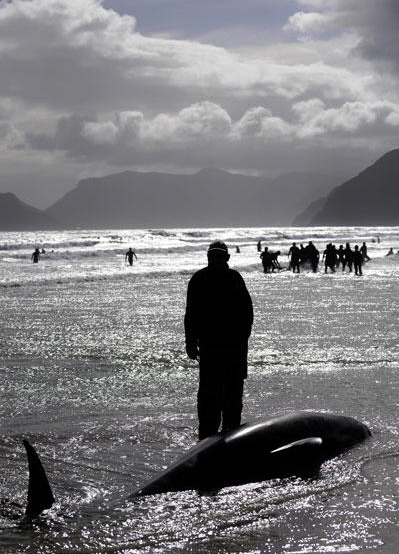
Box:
[385,247,399,256]
[29,241,398,271]
[258,240,372,276]
[30,247,138,266]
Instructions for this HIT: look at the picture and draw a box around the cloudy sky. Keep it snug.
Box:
[1,0,398,207]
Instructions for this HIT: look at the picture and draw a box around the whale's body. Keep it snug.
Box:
[132,411,371,497]
[16,411,370,518]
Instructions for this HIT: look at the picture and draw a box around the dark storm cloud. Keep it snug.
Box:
[354,0,399,70]
[289,1,399,73]
[26,114,98,158]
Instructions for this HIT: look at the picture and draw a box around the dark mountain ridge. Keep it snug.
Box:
[300,149,399,226]
[46,168,338,229]
[0,192,56,231]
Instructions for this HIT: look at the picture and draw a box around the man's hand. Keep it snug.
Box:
[186,343,199,360]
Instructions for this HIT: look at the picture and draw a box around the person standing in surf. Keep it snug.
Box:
[31,248,40,263]
[360,242,370,262]
[125,247,137,267]
[323,243,337,273]
[288,242,301,273]
[343,243,353,272]
[353,245,363,276]
[184,241,253,440]
[260,246,272,273]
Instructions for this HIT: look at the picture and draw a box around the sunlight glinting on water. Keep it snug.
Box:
[1,226,398,552]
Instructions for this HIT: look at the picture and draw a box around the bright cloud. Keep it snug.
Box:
[26,98,399,163]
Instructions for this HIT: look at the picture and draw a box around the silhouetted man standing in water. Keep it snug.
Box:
[353,245,363,276]
[31,248,40,263]
[125,247,137,266]
[184,241,253,440]
[288,242,301,273]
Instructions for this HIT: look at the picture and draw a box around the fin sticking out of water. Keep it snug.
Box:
[23,440,55,519]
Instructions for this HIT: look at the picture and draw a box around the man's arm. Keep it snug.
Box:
[244,286,254,337]
[235,272,253,338]
[184,277,199,360]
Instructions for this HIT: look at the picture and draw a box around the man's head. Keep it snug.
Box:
[207,241,230,268]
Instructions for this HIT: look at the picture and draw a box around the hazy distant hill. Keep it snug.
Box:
[46,168,339,228]
[296,149,399,226]
[0,192,57,230]
[292,197,326,226]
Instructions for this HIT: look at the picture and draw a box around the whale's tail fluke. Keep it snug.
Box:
[23,440,54,519]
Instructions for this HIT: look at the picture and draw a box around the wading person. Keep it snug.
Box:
[288,242,301,273]
[31,248,40,263]
[270,250,281,271]
[353,245,363,276]
[184,241,253,440]
[343,243,353,272]
[306,241,319,273]
[337,245,345,269]
[323,243,337,273]
[125,247,137,266]
[360,242,370,262]
[260,246,272,273]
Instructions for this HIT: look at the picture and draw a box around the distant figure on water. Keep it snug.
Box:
[288,242,301,273]
[306,241,319,272]
[236,245,240,253]
[299,244,306,265]
[386,247,394,256]
[270,250,281,271]
[125,247,138,266]
[184,241,253,440]
[360,242,370,262]
[337,245,345,270]
[353,245,363,276]
[323,243,337,273]
[31,248,40,263]
[343,243,353,273]
[260,247,272,273]
[257,240,262,252]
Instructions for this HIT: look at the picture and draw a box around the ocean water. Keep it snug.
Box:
[0,226,398,553]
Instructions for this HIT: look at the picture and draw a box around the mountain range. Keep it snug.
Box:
[294,149,399,226]
[46,168,340,229]
[1,149,398,230]
[0,192,56,231]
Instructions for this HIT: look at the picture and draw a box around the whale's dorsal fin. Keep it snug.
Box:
[23,440,55,519]
[270,436,323,454]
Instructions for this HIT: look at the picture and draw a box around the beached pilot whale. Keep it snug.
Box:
[132,411,371,496]
[18,411,370,518]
